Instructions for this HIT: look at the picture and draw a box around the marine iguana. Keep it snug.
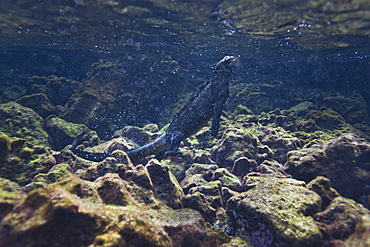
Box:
[71,55,237,163]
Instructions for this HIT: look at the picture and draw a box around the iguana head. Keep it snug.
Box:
[212,55,238,77]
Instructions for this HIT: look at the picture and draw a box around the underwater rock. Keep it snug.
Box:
[212,168,242,192]
[314,196,369,241]
[0,132,55,186]
[323,92,368,124]
[25,75,79,106]
[304,107,346,131]
[83,150,135,181]
[61,57,185,138]
[307,176,340,209]
[32,163,72,186]
[146,159,183,209]
[211,122,300,169]
[231,157,258,177]
[180,163,218,193]
[254,159,290,178]
[257,124,300,164]
[15,93,56,119]
[0,102,49,146]
[0,132,12,163]
[0,186,108,247]
[344,214,370,246]
[95,173,140,206]
[0,173,222,247]
[220,237,253,247]
[113,125,159,147]
[182,190,217,222]
[227,81,298,115]
[0,178,26,221]
[227,176,323,247]
[285,133,370,198]
[45,116,95,150]
[210,127,259,168]
[180,163,227,222]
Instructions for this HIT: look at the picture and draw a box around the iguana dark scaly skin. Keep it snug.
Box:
[71,55,237,164]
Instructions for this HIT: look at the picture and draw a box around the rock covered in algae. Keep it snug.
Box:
[227,177,323,247]
[0,173,222,247]
[314,196,370,241]
[210,122,299,170]
[44,115,95,151]
[146,159,184,209]
[307,176,340,209]
[0,102,49,147]
[0,132,56,186]
[285,133,370,198]
[322,92,368,124]
[210,126,259,168]
[0,178,26,221]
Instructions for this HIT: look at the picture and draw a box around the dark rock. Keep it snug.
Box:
[180,163,218,193]
[83,151,134,181]
[322,92,368,124]
[16,93,56,119]
[231,157,257,177]
[344,214,370,246]
[0,172,223,247]
[210,127,258,168]
[314,196,369,241]
[212,168,243,192]
[95,173,136,206]
[25,76,79,106]
[113,125,157,146]
[182,191,217,222]
[255,159,290,178]
[304,108,346,131]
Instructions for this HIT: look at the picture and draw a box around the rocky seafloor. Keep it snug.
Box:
[0,57,370,247]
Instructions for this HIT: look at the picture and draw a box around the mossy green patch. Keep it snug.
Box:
[0,102,49,147]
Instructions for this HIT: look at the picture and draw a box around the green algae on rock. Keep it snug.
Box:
[285,133,370,199]
[0,178,26,221]
[45,115,96,151]
[0,132,55,186]
[0,102,49,147]
[227,177,323,247]
[0,173,223,247]
[307,176,341,209]
[146,159,184,209]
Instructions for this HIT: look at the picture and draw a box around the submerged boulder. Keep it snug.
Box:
[314,196,369,242]
[0,132,55,186]
[0,102,49,147]
[285,133,370,198]
[0,173,222,247]
[227,177,323,247]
